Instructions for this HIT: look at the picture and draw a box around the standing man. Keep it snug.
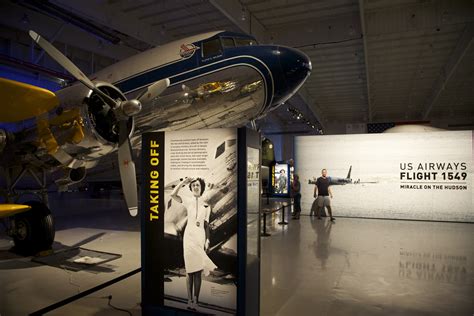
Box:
[314,169,335,222]
[291,174,301,219]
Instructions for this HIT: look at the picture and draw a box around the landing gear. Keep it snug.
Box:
[1,166,55,255]
[13,201,55,254]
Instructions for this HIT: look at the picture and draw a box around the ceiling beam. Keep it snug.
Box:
[297,87,327,130]
[0,2,136,60]
[209,0,268,42]
[358,0,373,122]
[50,0,172,46]
[422,23,474,120]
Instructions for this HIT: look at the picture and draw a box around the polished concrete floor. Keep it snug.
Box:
[1,195,473,315]
[260,214,474,316]
[0,195,142,316]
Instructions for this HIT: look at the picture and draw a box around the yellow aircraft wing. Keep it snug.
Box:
[0,204,31,218]
[0,77,59,122]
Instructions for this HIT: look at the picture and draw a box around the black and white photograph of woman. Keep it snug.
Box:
[170,177,217,311]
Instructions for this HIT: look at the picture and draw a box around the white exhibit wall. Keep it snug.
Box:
[295,131,474,222]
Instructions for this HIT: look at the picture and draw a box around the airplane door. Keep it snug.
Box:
[199,38,224,65]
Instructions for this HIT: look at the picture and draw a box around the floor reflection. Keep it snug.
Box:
[261,215,474,316]
[312,219,332,270]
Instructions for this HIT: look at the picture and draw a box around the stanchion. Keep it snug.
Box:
[278,203,289,225]
[262,211,271,237]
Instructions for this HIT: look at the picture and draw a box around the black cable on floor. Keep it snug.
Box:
[107,295,132,316]
[30,267,141,315]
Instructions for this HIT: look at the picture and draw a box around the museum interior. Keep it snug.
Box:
[0,0,473,315]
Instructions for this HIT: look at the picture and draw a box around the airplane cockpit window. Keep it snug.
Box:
[215,141,225,159]
[221,37,235,48]
[235,38,257,47]
[202,39,223,57]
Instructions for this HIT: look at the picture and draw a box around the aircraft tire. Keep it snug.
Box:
[13,201,55,255]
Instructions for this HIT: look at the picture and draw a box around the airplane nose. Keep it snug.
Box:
[273,46,311,105]
[279,46,311,87]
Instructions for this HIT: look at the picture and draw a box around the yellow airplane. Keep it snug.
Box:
[0,28,311,254]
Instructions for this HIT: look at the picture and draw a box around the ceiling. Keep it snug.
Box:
[0,0,473,134]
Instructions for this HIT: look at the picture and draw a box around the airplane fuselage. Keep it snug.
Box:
[1,31,311,180]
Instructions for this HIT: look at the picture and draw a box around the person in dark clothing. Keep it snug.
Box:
[313,169,335,221]
[291,174,301,219]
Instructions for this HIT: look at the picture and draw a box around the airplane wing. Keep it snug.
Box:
[355,181,379,184]
[0,204,32,218]
[0,77,59,122]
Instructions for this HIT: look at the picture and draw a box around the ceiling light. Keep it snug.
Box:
[241,7,247,21]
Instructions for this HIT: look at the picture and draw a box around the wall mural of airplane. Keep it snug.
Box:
[0,30,311,254]
[308,166,379,186]
[309,166,354,185]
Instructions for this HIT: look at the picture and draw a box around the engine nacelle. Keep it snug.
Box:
[1,81,134,174]
[52,81,134,163]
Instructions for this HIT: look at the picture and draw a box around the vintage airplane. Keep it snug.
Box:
[0,29,311,253]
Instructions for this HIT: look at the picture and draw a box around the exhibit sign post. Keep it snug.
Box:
[141,127,260,315]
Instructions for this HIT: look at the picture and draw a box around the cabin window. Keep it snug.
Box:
[221,37,235,48]
[202,39,223,57]
[235,38,257,47]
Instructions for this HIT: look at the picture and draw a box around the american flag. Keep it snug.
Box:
[367,122,395,133]
[367,121,432,133]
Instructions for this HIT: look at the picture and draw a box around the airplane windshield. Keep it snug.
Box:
[202,38,223,57]
[234,38,257,46]
[222,37,235,48]
[220,37,258,50]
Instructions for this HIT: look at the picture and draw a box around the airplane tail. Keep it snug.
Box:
[346,165,352,179]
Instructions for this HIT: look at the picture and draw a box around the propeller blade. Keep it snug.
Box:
[29,30,95,89]
[118,121,138,216]
[29,30,117,108]
[137,78,170,104]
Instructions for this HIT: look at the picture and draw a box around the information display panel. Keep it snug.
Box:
[271,162,290,196]
[295,131,474,222]
[142,128,260,315]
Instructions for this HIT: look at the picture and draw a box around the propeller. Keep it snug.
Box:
[29,30,169,216]
[118,120,138,216]
[29,31,117,109]
[137,78,170,104]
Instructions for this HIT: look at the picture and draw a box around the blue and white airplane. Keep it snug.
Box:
[0,30,311,253]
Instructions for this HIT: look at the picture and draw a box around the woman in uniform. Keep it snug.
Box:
[170,177,217,311]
